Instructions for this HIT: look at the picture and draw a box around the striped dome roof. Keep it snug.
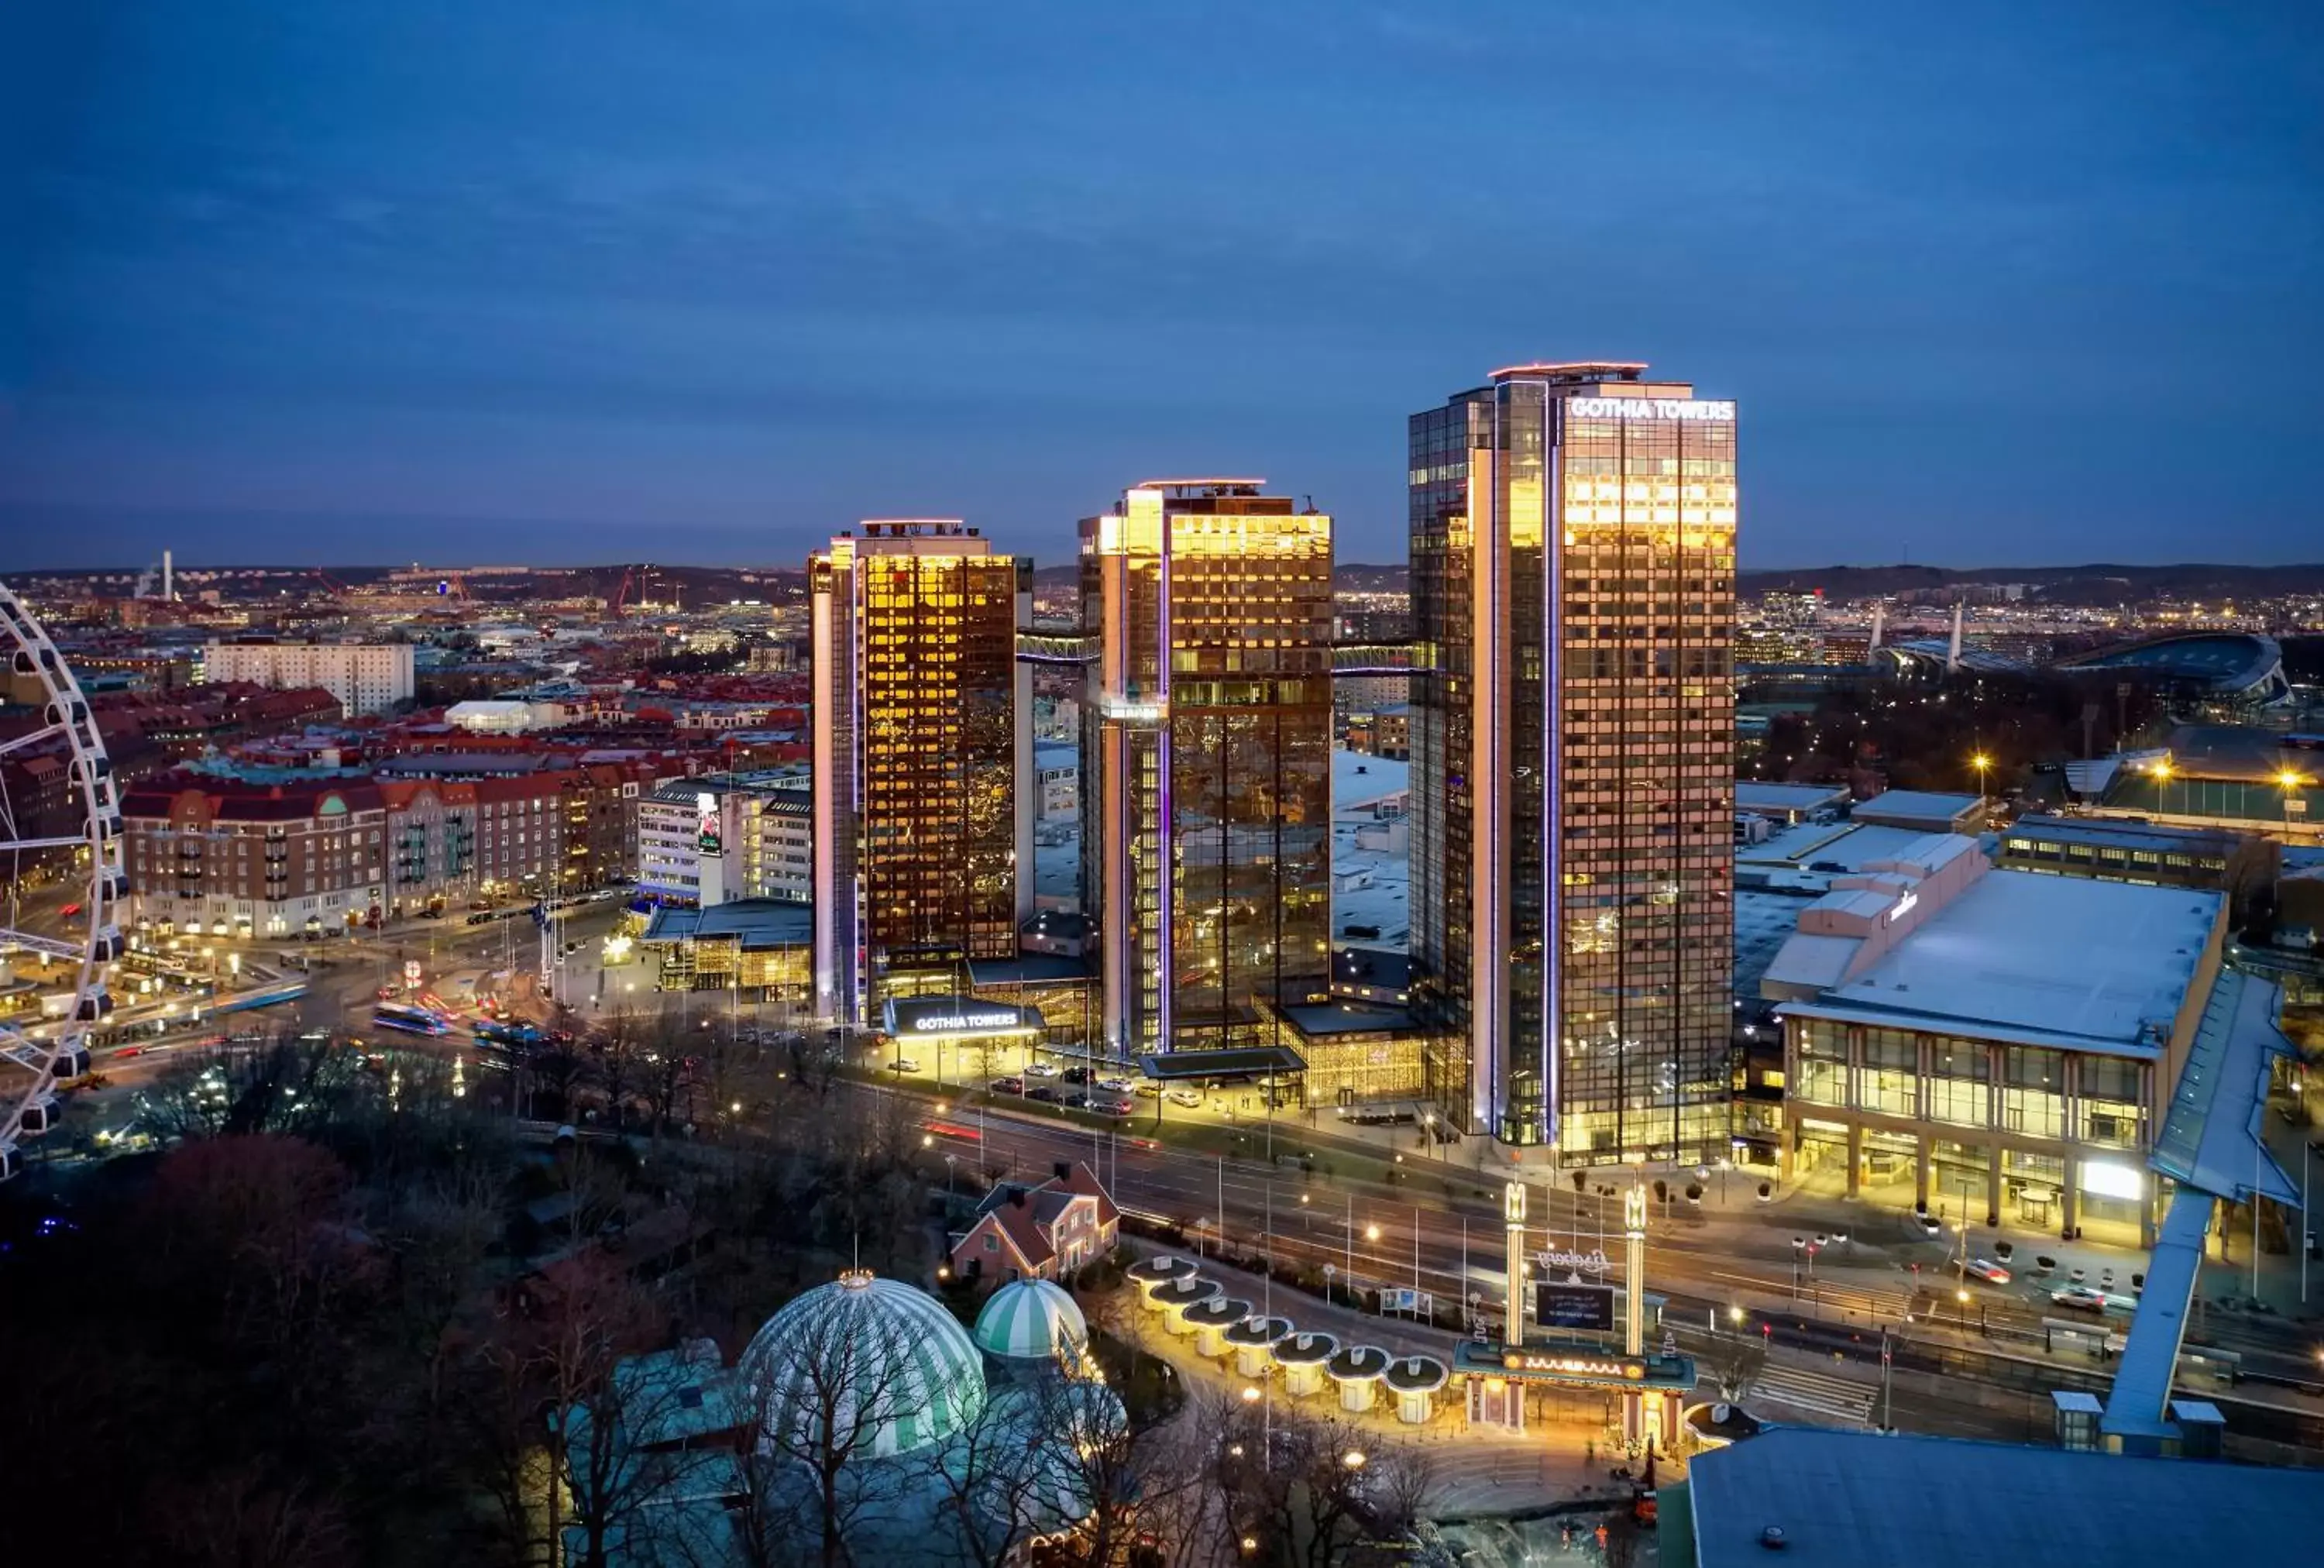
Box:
[741,1272,985,1460]
[973,1278,1088,1362]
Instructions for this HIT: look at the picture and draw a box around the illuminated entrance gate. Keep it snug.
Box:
[1452,1342,1695,1442]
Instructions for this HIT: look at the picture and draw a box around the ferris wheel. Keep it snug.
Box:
[0,580,125,1181]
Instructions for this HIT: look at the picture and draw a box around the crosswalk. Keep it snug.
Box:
[1748,1362,1877,1425]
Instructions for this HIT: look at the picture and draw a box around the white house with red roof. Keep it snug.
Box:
[951,1161,1120,1283]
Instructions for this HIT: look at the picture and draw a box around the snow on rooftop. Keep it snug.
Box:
[1333,749,1410,816]
[1822,870,2220,1050]
[1741,818,1934,872]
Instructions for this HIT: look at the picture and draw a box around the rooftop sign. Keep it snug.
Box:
[1566,397,1735,423]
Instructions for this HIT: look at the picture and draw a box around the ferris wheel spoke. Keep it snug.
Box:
[0,834,93,854]
[0,926,84,960]
[0,722,69,762]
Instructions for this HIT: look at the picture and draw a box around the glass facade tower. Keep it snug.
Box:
[1080,481,1334,1059]
[811,521,1032,1027]
[1410,365,1736,1161]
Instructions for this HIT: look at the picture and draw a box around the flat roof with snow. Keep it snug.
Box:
[1780,870,2220,1055]
[1734,780,1849,816]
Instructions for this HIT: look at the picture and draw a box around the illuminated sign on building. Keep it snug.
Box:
[1566,397,1737,423]
[912,1010,1020,1033]
[1502,1351,1646,1381]
[1538,1246,1611,1277]
[881,995,1044,1038]
[696,792,721,854]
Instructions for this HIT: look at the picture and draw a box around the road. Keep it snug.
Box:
[909,1086,2324,1442]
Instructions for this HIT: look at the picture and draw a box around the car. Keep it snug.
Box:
[376,985,399,1001]
[1096,1075,1135,1093]
[1061,1066,1090,1085]
[1133,1081,1163,1097]
[889,1057,920,1075]
[1166,1088,1203,1108]
[1915,1212,1944,1239]
[1096,1096,1136,1116]
[1024,1061,1061,1078]
[2050,1284,2109,1314]
[466,912,494,926]
[1026,1085,1059,1103]
[990,1076,1024,1094]
[1063,1092,1092,1109]
[59,902,82,918]
[1964,1257,2012,1286]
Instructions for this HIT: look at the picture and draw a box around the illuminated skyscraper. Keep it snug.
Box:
[1410,364,1737,1161]
[810,521,1031,1027]
[1080,481,1334,1059]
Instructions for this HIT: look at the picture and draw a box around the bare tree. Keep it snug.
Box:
[459,1250,678,1568]
[1707,1332,1767,1405]
[736,1287,964,1568]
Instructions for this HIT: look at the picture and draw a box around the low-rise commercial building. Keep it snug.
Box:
[1764,832,2227,1244]
[638,899,811,1003]
[1999,813,2270,894]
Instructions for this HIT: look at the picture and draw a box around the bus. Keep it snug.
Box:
[473,1019,543,1047]
[213,982,311,1016]
[373,1002,452,1036]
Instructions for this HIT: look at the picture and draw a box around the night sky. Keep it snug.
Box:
[4,2,2319,571]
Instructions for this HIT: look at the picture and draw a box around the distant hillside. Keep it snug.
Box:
[1739,562,2324,604]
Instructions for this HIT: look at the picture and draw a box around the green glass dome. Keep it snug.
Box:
[741,1271,986,1460]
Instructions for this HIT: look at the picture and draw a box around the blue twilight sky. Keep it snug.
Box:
[3,2,2320,573]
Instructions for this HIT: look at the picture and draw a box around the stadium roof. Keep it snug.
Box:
[2055,631,2287,700]
[1680,1426,2324,1568]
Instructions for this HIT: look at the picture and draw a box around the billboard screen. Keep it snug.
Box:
[1534,1281,1616,1332]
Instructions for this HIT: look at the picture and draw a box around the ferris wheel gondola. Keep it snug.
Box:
[0,580,124,1181]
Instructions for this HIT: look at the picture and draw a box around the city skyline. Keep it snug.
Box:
[7,4,2322,572]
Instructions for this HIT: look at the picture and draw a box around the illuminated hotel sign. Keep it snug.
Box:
[882,995,1043,1037]
[1538,1246,1611,1277]
[1566,397,1736,423]
[912,1009,1019,1033]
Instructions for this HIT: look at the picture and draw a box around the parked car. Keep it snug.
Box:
[991,1076,1025,1094]
[1133,1081,1163,1098]
[1061,1066,1090,1085]
[1166,1088,1203,1108]
[1025,1061,1061,1078]
[1026,1085,1060,1103]
[1097,1075,1136,1094]
[1063,1092,1092,1109]
[889,1057,920,1075]
[1095,1095,1136,1116]
[2050,1284,2108,1314]
[1964,1257,2012,1286]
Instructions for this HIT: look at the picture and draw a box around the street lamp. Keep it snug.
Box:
[1342,1449,1367,1472]
[1971,752,1992,816]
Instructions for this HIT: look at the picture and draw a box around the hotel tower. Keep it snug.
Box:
[810,521,1032,1027]
[1080,480,1335,1061]
[1409,363,1737,1161]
